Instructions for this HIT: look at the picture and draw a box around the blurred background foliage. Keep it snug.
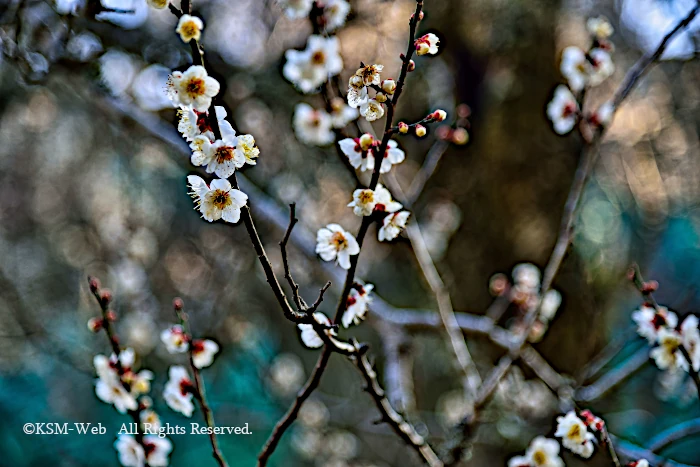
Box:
[0,0,699,465]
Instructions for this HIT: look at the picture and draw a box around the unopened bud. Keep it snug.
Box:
[349,75,363,88]
[641,280,659,293]
[418,11,424,20]
[359,133,374,151]
[88,276,101,293]
[452,127,469,145]
[398,122,409,134]
[415,41,430,56]
[87,317,104,333]
[173,297,184,311]
[407,60,415,72]
[139,396,153,409]
[489,273,509,297]
[105,310,117,322]
[375,92,387,103]
[430,109,447,122]
[99,290,112,306]
[415,124,426,137]
[381,79,396,94]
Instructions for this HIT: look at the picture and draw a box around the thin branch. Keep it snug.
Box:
[386,172,482,404]
[610,434,695,467]
[351,344,443,467]
[280,203,306,312]
[174,301,228,467]
[405,139,451,206]
[648,418,700,453]
[574,347,648,402]
[601,425,622,467]
[257,348,332,467]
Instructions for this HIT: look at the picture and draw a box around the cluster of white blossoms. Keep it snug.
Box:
[94,349,153,414]
[115,434,172,467]
[293,100,358,146]
[165,17,260,225]
[547,16,616,135]
[632,304,700,372]
[510,410,652,466]
[283,35,343,93]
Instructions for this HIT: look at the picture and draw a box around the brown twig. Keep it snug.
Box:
[173,301,228,467]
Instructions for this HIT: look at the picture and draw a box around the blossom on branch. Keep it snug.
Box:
[343,283,373,328]
[547,85,579,135]
[298,312,337,348]
[161,325,189,353]
[315,224,360,269]
[379,211,410,242]
[192,339,220,369]
[187,176,248,224]
[322,0,351,32]
[359,98,385,122]
[142,436,173,467]
[329,97,359,128]
[508,436,563,467]
[176,14,204,43]
[632,305,678,343]
[587,48,615,86]
[339,137,405,173]
[554,411,596,458]
[348,184,402,217]
[167,65,220,111]
[587,16,614,39]
[283,35,343,93]
[415,33,440,56]
[164,365,195,417]
[278,0,313,19]
[347,64,383,108]
[293,103,335,146]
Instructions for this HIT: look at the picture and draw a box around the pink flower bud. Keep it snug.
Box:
[407,60,416,72]
[430,109,447,122]
[398,122,409,134]
[87,317,104,333]
[105,310,117,322]
[359,133,374,151]
[173,297,184,311]
[99,289,112,306]
[88,276,101,293]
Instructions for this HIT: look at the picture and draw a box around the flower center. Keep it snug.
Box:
[181,22,197,37]
[331,232,347,249]
[562,102,576,118]
[186,78,205,97]
[211,190,231,210]
[651,313,667,329]
[532,450,546,465]
[359,191,374,203]
[215,146,236,163]
[568,423,582,441]
[311,51,326,65]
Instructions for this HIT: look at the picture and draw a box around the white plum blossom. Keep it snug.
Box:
[415,33,440,55]
[323,0,351,31]
[298,312,337,348]
[192,339,220,369]
[164,365,195,417]
[560,46,589,92]
[359,98,385,122]
[588,48,615,86]
[187,176,248,223]
[587,16,614,39]
[143,436,173,467]
[379,211,410,242]
[96,376,138,414]
[348,184,402,216]
[509,436,564,467]
[114,435,145,467]
[329,97,359,128]
[347,64,383,108]
[160,324,189,353]
[632,305,678,343]
[176,14,204,43]
[278,0,313,18]
[178,105,235,143]
[140,409,162,431]
[681,315,700,372]
[339,138,405,173]
[343,283,373,328]
[555,411,596,458]
[316,224,360,269]
[651,327,686,370]
[293,103,335,146]
[283,35,343,93]
[547,85,579,135]
[167,65,220,111]
[198,132,246,178]
[592,101,615,127]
